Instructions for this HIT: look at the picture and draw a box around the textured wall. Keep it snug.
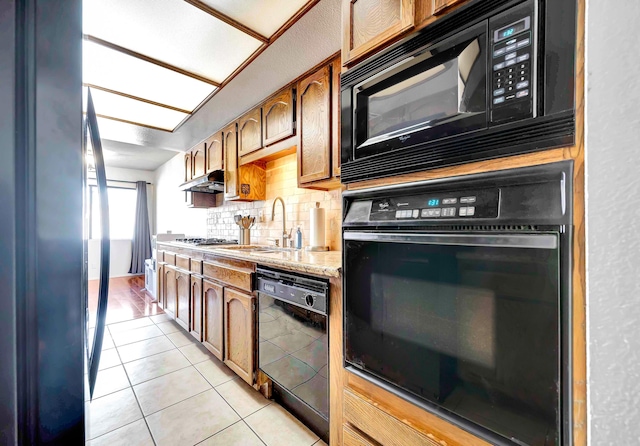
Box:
[207,154,342,250]
[587,0,640,444]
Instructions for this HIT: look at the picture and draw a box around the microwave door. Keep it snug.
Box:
[354,24,488,156]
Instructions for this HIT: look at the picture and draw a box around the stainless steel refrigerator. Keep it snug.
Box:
[1,0,86,443]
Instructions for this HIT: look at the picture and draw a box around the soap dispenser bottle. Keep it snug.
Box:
[295,227,302,249]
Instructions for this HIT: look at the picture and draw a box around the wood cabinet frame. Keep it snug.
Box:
[175,270,190,331]
[192,143,206,178]
[184,152,193,182]
[223,123,239,200]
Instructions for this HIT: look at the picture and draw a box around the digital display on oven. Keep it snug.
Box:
[498,20,526,39]
[427,199,440,207]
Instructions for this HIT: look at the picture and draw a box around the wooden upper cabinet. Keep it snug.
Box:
[343,0,415,66]
[223,123,239,200]
[262,87,295,146]
[433,0,465,15]
[190,275,203,341]
[298,65,332,184]
[206,132,224,173]
[176,271,191,331]
[238,108,263,156]
[192,143,206,178]
[202,279,224,361]
[223,288,255,385]
[331,57,342,178]
[184,152,193,183]
[297,57,342,189]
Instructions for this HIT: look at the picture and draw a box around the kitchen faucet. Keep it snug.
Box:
[271,196,288,248]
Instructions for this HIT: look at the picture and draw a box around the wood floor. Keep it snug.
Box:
[88,275,164,328]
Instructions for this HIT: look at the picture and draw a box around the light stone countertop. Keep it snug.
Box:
[159,242,342,277]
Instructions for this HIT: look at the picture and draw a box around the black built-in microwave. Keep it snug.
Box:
[340,0,578,183]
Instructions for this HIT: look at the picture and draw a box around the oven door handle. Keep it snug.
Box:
[343,232,558,249]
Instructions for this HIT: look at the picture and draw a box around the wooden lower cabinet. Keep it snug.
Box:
[343,426,375,446]
[344,389,439,446]
[176,270,191,331]
[190,275,203,341]
[202,279,224,360]
[157,262,166,309]
[164,265,177,318]
[223,287,256,385]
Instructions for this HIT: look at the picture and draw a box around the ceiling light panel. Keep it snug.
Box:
[83,0,262,82]
[83,41,216,112]
[200,0,310,38]
[85,88,188,131]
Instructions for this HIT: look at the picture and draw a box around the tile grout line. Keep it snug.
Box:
[113,343,159,446]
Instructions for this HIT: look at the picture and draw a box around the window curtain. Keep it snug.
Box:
[129,181,151,274]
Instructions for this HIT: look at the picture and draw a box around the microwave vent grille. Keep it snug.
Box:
[341,0,519,87]
[341,114,574,183]
[400,225,542,232]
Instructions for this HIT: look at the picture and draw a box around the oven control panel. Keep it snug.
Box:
[489,1,536,124]
[370,188,499,221]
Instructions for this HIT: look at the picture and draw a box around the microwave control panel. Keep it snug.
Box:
[370,188,499,221]
[489,1,536,124]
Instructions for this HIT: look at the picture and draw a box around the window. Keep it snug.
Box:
[89,186,137,240]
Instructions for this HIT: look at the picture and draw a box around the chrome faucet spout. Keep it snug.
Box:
[271,196,288,247]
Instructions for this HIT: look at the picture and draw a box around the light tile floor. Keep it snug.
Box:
[86,315,327,446]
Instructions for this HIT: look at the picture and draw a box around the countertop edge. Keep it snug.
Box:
[157,242,342,278]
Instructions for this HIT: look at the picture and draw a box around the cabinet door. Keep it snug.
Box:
[331,58,342,178]
[184,152,193,182]
[206,132,223,172]
[298,65,332,184]
[343,0,415,65]
[176,271,191,331]
[202,279,224,360]
[192,144,206,178]
[157,263,165,309]
[223,288,255,385]
[238,108,262,156]
[164,266,177,319]
[433,0,465,15]
[190,275,203,341]
[223,123,239,200]
[262,87,295,146]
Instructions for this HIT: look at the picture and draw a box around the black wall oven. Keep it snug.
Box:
[342,162,573,446]
[340,0,578,183]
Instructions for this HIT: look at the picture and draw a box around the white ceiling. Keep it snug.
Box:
[89,0,341,171]
[100,139,178,171]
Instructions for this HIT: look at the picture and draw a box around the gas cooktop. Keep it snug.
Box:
[174,238,238,246]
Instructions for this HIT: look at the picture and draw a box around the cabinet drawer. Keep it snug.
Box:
[190,258,203,275]
[344,390,439,446]
[164,252,176,266]
[176,255,190,271]
[344,425,375,446]
[203,261,253,293]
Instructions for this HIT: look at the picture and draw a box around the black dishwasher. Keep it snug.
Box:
[256,267,330,443]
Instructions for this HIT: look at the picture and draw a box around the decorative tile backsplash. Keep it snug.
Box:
[206,154,343,250]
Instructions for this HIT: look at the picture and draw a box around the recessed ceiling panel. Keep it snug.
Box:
[83,41,216,111]
[83,0,263,82]
[85,88,188,131]
[200,0,310,38]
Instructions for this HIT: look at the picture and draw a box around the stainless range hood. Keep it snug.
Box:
[180,170,224,193]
